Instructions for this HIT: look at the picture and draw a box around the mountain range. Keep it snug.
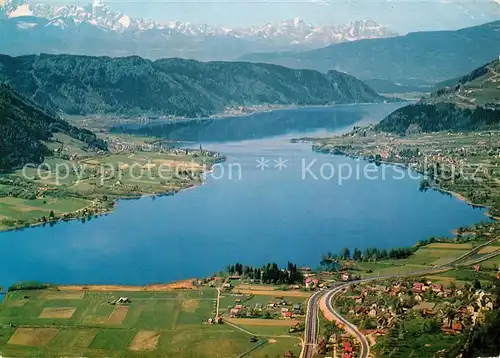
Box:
[239,20,500,85]
[0,53,386,118]
[0,0,397,61]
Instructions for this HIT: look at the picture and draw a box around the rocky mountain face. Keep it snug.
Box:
[0,0,397,61]
[0,53,386,118]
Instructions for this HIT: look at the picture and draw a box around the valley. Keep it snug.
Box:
[0,1,499,355]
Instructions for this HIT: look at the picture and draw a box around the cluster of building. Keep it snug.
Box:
[228,297,303,319]
[344,280,496,335]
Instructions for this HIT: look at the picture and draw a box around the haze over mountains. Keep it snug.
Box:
[0,0,397,61]
[240,20,500,85]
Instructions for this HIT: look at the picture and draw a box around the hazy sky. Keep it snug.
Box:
[45,0,500,33]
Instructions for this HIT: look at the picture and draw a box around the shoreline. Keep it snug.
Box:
[57,279,198,292]
[0,157,224,234]
[205,102,398,121]
[311,146,497,222]
[115,101,402,127]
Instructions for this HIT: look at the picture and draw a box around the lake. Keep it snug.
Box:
[0,104,489,288]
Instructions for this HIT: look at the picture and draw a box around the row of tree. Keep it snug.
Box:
[320,246,414,269]
[226,262,304,284]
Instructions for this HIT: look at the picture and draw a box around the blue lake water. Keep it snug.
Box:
[0,104,489,289]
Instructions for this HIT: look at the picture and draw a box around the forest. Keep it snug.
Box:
[377,103,500,135]
[0,85,107,172]
[0,54,384,118]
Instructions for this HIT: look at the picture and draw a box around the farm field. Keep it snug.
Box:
[478,254,500,270]
[0,196,91,232]
[0,288,299,357]
[353,240,490,279]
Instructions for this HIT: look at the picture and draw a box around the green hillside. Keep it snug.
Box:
[377,60,500,135]
[424,60,500,109]
[0,54,384,119]
[0,85,107,172]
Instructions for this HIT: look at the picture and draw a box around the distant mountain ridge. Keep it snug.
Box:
[377,60,500,134]
[0,0,397,61]
[0,54,386,118]
[239,20,500,84]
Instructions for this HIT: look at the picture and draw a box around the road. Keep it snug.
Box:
[303,268,449,358]
[215,288,221,318]
[301,236,500,358]
[324,285,371,357]
[301,290,326,358]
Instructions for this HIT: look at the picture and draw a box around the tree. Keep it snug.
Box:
[419,178,431,191]
[444,306,456,329]
[49,210,55,220]
[340,248,351,260]
[320,252,339,271]
[473,278,482,291]
[353,248,362,261]
[457,310,500,357]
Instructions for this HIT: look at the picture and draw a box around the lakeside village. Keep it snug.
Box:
[309,127,500,217]
[188,222,500,357]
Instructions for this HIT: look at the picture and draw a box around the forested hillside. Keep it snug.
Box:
[377,103,499,135]
[0,85,107,172]
[377,60,500,134]
[0,54,384,118]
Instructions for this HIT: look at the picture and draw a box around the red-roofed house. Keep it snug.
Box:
[343,342,353,358]
[432,284,444,293]
[452,322,463,332]
[412,283,424,293]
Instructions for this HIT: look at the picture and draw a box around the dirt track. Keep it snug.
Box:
[58,279,196,292]
[235,288,311,298]
[225,318,301,327]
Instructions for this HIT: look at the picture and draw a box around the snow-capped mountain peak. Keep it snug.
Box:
[0,0,398,61]
[1,0,396,44]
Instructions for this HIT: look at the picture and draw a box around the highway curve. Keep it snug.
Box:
[302,236,500,358]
